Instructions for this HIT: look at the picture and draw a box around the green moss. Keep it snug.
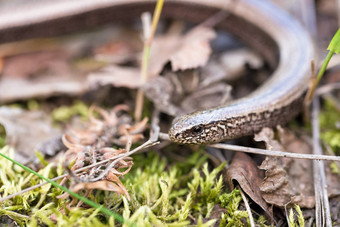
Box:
[319,99,340,154]
[330,162,340,176]
[0,146,271,226]
[288,205,305,227]
[256,216,272,227]
[0,125,5,148]
[0,147,65,226]
[219,189,249,227]
[99,151,225,225]
[7,100,40,111]
[27,100,40,111]
[51,101,89,123]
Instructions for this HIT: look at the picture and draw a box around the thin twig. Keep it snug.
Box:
[209,143,340,161]
[284,204,291,227]
[312,97,332,226]
[238,186,255,227]
[158,132,340,161]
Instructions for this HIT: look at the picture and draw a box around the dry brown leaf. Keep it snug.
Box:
[254,127,315,208]
[126,117,148,134]
[107,172,130,200]
[149,26,216,76]
[169,26,216,71]
[226,152,274,220]
[0,107,63,164]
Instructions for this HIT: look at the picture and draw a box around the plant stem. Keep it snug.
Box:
[316,51,333,89]
[134,0,164,121]
[305,51,334,103]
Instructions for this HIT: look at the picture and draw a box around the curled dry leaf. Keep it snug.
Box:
[254,127,315,208]
[226,152,274,221]
[169,26,216,71]
[106,172,130,200]
[149,26,216,76]
[118,117,148,135]
[61,105,147,202]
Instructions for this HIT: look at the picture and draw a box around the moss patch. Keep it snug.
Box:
[0,146,270,226]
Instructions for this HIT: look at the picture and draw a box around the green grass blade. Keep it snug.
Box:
[328,28,340,54]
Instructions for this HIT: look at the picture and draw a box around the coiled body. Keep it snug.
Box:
[168,0,314,144]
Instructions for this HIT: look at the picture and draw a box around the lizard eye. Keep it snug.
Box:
[192,126,203,135]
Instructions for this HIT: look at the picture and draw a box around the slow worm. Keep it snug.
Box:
[0,0,314,144]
